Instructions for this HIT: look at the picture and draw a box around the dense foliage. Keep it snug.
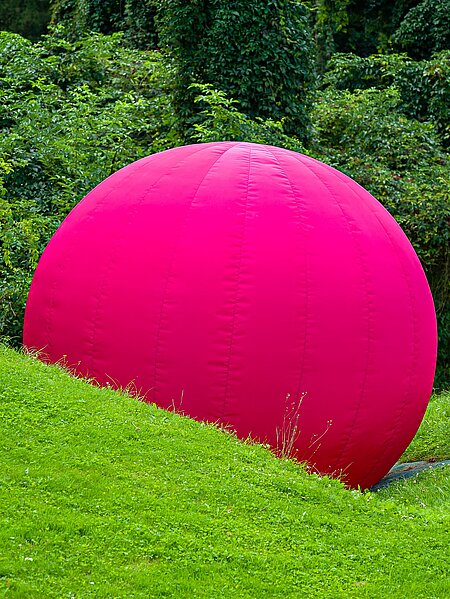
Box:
[0,0,50,40]
[155,0,315,141]
[324,51,450,146]
[51,1,315,140]
[393,0,450,59]
[50,0,158,49]
[311,0,419,66]
[1,2,449,387]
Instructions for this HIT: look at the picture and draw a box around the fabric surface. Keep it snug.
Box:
[23,142,437,489]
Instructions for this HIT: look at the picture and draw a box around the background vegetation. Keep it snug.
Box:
[0,0,448,388]
[0,0,50,41]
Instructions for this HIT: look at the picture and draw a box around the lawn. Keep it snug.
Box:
[0,345,449,598]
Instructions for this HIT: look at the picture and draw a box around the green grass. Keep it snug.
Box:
[0,345,449,598]
[399,391,450,464]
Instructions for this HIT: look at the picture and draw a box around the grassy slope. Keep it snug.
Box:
[0,345,449,599]
[400,390,450,463]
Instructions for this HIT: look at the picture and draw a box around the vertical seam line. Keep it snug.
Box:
[45,155,154,359]
[222,145,252,420]
[265,146,311,404]
[152,143,239,402]
[333,172,419,490]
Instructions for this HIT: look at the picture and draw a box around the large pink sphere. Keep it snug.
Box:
[23,142,437,489]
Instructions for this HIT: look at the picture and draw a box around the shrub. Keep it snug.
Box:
[323,51,450,146]
[50,0,158,49]
[190,84,305,153]
[393,0,450,59]
[310,0,420,63]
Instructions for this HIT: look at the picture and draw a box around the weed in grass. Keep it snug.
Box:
[168,389,185,415]
[275,392,306,459]
[308,418,333,453]
[274,392,335,471]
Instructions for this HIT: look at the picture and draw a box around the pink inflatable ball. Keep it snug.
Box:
[23,142,437,489]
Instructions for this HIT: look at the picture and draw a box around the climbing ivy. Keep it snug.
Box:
[393,0,450,59]
[155,0,315,141]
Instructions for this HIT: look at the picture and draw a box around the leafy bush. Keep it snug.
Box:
[311,0,420,63]
[50,0,158,49]
[393,0,450,59]
[190,84,305,153]
[323,51,450,145]
[0,172,56,345]
[0,30,179,344]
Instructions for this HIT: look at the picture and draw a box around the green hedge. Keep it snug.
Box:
[323,51,450,146]
[393,0,450,59]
